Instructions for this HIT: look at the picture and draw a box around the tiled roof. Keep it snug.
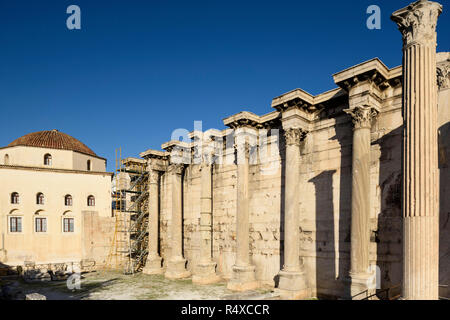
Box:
[7,130,97,156]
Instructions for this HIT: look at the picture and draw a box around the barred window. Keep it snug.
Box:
[65,195,73,206]
[37,193,45,205]
[35,217,47,233]
[44,154,52,166]
[11,192,19,204]
[87,195,95,207]
[63,218,74,233]
[10,217,22,233]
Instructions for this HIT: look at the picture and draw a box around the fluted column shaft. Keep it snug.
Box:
[350,125,370,275]
[344,106,378,297]
[192,159,220,284]
[235,143,250,267]
[283,130,303,272]
[143,168,163,274]
[165,163,190,279]
[171,165,183,259]
[276,127,309,299]
[392,0,442,300]
[199,164,213,263]
[148,170,159,255]
[227,133,258,291]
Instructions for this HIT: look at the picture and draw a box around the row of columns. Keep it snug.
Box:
[141,0,443,300]
[141,126,312,296]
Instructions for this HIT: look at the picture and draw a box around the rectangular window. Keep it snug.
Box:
[10,217,22,233]
[35,217,47,233]
[63,218,74,233]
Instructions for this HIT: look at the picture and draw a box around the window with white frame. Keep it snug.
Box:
[9,216,22,233]
[35,217,47,233]
[63,217,74,233]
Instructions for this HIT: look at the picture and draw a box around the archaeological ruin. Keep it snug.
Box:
[1,0,449,300]
[109,0,449,300]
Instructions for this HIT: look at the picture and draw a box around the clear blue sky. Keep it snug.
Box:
[0,0,449,172]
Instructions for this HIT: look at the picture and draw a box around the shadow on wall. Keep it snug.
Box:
[374,126,403,292]
[439,121,450,297]
[309,170,346,299]
[273,131,286,287]
[311,119,353,299]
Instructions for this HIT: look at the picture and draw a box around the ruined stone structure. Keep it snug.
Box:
[128,0,450,300]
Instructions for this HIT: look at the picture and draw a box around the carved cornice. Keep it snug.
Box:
[284,128,308,146]
[437,63,450,89]
[167,163,184,175]
[344,106,379,130]
[391,0,442,49]
[227,118,261,129]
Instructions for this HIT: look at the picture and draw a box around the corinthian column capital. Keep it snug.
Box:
[148,169,159,184]
[234,141,250,159]
[284,128,308,146]
[344,106,379,130]
[168,163,184,175]
[437,64,450,89]
[391,0,442,48]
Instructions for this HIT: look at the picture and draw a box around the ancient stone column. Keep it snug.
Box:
[276,127,309,299]
[344,106,378,298]
[192,157,220,284]
[392,0,442,300]
[143,168,163,274]
[227,133,258,291]
[165,163,190,279]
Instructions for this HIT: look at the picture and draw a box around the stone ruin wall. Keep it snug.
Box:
[152,54,450,298]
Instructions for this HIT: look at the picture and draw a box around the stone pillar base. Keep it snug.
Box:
[142,255,163,275]
[192,262,221,285]
[349,273,374,300]
[164,257,191,280]
[227,265,258,291]
[275,270,309,300]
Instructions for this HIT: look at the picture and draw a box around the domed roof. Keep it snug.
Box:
[8,130,97,156]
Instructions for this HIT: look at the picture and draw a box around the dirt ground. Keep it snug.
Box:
[2,271,278,300]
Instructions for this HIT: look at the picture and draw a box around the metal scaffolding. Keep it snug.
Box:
[106,148,149,274]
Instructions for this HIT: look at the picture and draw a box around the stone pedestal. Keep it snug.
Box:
[392,0,442,300]
[143,253,163,275]
[349,273,374,300]
[164,163,191,279]
[193,161,220,284]
[227,133,258,291]
[165,256,191,279]
[143,168,163,275]
[344,106,378,298]
[276,128,309,299]
[227,265,258,291]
